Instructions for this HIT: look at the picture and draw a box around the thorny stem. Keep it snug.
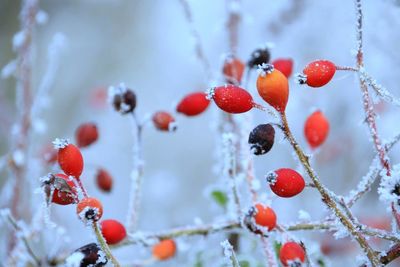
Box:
[5,211,41,266]
[126,113,144,232]
[178,0,213,82]
[92,222,121,267]
[280,112,381,266]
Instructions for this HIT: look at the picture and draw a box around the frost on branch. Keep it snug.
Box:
[220,239,240,267]
[378,164,400,208]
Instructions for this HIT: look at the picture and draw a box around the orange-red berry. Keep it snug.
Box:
[56,141,84,178]
[152,111,176,132]
[100,219,127,245]
[77,197,103,222]
[50,173,78,205]
[176,92,210,116]
[301,60,336,88]
[256,65,289,113]
[267,168,305,198]
[304,110,330,149]
[272,58,293,78]
[96,168,113,192]
[253,203,277,231]
[279,242,306,266]
[210,85,254,114]
[75,123,99,148]
[152,239,177,260]
[223,57,245,84]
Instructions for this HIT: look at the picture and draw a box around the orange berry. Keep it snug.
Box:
[304,110,330,148]
[223,57,245,84]
[77,197,103,222]
[152,239,177,260]
[256,65,289,112]
[152,111,176,131]
[254,203,277,231]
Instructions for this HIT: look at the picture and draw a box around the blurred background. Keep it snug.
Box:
[1,0,400,266]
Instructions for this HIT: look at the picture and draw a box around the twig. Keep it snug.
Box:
[126,113,144,232]
[92,222,121,267]
[221,240,240,267]
[280,112,381,266]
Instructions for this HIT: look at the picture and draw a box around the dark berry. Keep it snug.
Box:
[248,124,275,155]
[248,48,271,69]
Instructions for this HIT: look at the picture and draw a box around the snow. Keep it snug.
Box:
[12,31,26,50]
[1,60,17,79]
[35,10,48,25]
[52,138,69,149]
[64,252,85,267]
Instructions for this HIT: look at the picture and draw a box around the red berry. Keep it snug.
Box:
[272,58,293,78]
[152,239,177,260]
[279,242,306,266]
[96,168,113,192]
[176,92,210,116]
[223,57,245,84]
[301,60,336,87]
[75,122,99,148]
[77,197,103,222]
[210,85,254,114]
[256,65,289,112]
[50,173,78,205]
[152,111,177,131]
[253,203,277,231]
[304,110,330,148]
[267,168,305,198]
[100,219,127,245]
[56,141,84,178]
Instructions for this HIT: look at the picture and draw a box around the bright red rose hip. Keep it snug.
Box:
[267,168,305,198]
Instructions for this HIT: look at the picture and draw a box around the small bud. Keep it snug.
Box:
[248,124,275,155]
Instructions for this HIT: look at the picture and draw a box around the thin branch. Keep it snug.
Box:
[92,222,121,267]
[221,240,240,267]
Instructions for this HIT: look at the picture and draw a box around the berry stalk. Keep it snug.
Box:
[92,222,121,267]
[279,112,381,266]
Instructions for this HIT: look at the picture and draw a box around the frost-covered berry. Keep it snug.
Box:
[66,243,107,267]
[109,84,137,114]
[209,85,254,114]
[279,241,306,267]
[42,173,78,205]
[100,219,127,245]
[248,47,271,69]
[152,111,177,132]
[256,64,289,112]
[54,140,84,178]
[304,110,330,149]
[152,239,177,261]
[299,60,336,88]
[176,92,210,116]
[248,124,275,155]
[272,58,293,78]
[75,122,99,148]
[96,168,113,192]
[267,168,305,198]
[223,56,245,84]
[244,204,276,233]
[77,197,103,223]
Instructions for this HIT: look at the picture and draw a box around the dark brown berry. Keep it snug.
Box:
[112,89,136,114]
[248,124,275,155]
[68,243,107,267]
[248,48,271,69]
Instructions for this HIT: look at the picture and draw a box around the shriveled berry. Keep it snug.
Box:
[248,47,271,69]
[67,243,107,267]
[301,60,336,88]
[41,173,78,205]
[96,168,113,192]
[176,92,210,116]
[209,85,254,114]
[252,203,277,231]
[272,58,293,78]
[109,85,137,114]
[304,110,330,149]
[54,139,84,178]
[152,111,177,132]
[248,124,275,155]
[279,242,306,267]
[75,122,99,148]
[256,64,289,112]
[100,219,127,245]
[223,57,245,84]
[152,239,177,260]
[77,197,103,223]
[267,168,305,198]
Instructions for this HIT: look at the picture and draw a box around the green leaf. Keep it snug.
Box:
[317,258,326,267]
[239,260,250,267]
[211,190,228,207]
[273,241,282,259]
